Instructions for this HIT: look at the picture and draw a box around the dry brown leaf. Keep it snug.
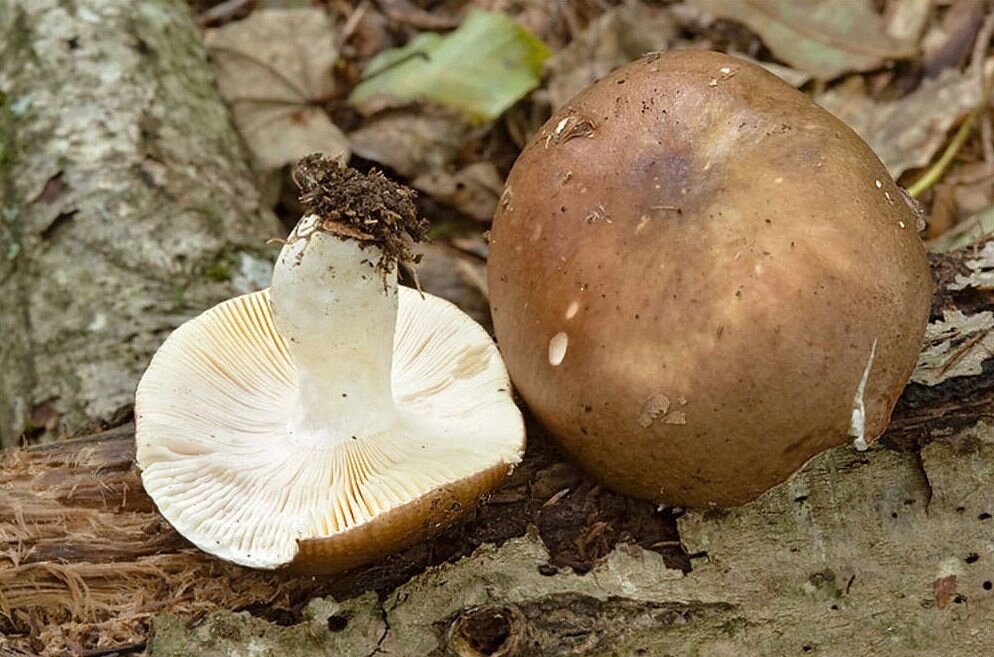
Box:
[412,243,490,328]
[543,2,678,110]
[413,162,503,222]
[884,0,933,44]
[377,0,460,30]
[954,174,994,220]
[349,110,500,220]
[948,239,994,291]
[925,182,959,240]
[206,9,350,171]
[922,0,985,77]
[913,309,994,386]
[928,206,994,253]
[348,109,470,178]
[471,0,605,50]
[816,67,981,177]
[690,0,916,79]
[729,52,813,87]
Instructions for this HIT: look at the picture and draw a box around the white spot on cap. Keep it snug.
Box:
[548,332,568,366]
[875,180,882,189]
[898,221,906,229]
[565,301,580,320]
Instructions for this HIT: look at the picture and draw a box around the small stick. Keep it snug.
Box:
[907,113,977,198]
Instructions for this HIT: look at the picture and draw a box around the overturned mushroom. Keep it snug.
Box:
[488,51,932,508]
[136,156,524,572]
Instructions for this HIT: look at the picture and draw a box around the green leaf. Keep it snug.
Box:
[349,11,551,123]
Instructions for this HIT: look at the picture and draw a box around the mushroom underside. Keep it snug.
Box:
[136,287,523,569]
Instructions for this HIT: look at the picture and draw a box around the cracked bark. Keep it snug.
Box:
[0,0,281,447]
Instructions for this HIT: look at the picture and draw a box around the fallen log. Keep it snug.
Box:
[1,240,991,656]
[0,0,281,447]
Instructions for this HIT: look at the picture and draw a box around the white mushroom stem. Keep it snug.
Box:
[270,214,399,447]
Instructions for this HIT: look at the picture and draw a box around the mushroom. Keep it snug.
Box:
[136,156,524,572]
[487,51,932,508]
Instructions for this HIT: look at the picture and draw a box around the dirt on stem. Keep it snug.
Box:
[291,154,428,273]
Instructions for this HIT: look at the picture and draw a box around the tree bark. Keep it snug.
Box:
[1,241,991,656]
[0,0,281,447]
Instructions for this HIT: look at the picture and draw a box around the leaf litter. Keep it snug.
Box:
[689,0,917,79]
[205,8,351,171]
[816,67,982,178]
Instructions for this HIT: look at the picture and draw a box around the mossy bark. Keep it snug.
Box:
[0,0,281,446]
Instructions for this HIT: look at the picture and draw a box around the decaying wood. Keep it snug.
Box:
[148,423,993,657]
[1,240,991,656]
[0,0,281,446]
[0,422,686,656]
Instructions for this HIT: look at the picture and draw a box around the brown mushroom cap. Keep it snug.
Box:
[488,50,932,508]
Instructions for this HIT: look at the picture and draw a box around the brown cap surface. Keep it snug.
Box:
[488,50,932,507]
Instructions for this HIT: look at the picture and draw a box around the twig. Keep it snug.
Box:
[937,329,990,377]
[198,0,253,27]
[375,0,460,30]
[341,0,370,42]
[907,112,977,198]
[81,642,147,657]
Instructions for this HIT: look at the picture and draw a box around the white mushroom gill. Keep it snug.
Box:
[136,215,524,570]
